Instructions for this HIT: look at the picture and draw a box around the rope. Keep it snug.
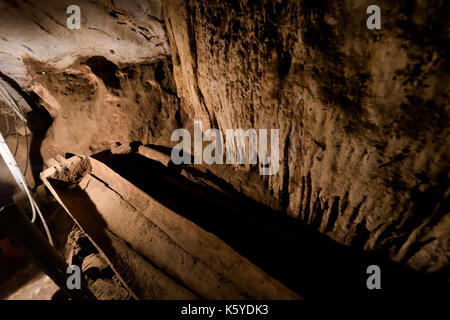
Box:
[30,197,54,247]
[0,82,54,246]
[13,157,53,246]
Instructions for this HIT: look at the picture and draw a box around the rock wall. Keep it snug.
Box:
[0,0,448,276]
[164,0,449,274]
[0,0,182,159]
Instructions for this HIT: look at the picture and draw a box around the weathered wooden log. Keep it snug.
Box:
[41,155,301,299]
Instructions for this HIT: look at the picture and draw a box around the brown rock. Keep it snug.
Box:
[163,0,450,274]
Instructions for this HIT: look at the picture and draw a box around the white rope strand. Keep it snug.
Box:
[0,83,54,246]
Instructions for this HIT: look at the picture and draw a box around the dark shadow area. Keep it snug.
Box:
[83,56,120,90]
[0,203,68,299]
[0,256,41,299]
[27,104,53,187]
[92,149,448,302]
[0,180,16,206]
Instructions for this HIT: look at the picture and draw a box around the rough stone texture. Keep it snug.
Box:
[0,0,183,160]
[0,0,168,88]
[34,57,183,160]
[164,0,449,275]
[0,0,448,278]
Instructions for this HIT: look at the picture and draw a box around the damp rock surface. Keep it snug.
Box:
[0,0,448,277]
[163,0,450,274]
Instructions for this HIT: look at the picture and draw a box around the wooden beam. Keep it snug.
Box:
[0,204,96,300]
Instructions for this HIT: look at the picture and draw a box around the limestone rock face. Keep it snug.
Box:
[0,0,448,277]
[0,0,168,87]
[164,0,449,274]
[0,0,181,159]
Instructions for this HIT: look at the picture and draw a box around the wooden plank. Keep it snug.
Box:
[41,155,301,300]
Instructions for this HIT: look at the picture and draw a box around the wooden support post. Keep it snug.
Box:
[0,203,96,300]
